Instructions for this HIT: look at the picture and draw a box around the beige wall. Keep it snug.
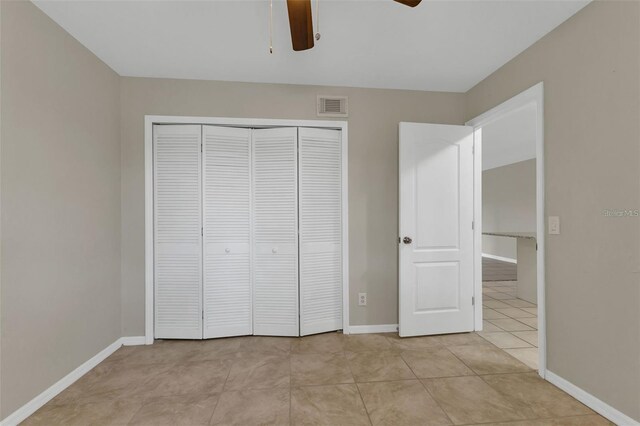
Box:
[2,0,639,422]
[466,1,640,420]
[0,1,121,418]
[483,159,536,259]
[120,78,465,334]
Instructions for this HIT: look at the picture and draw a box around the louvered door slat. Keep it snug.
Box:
[154,124,203,339]
[299,128,343,336]
[252,128,299,336]
[203,125,252,338]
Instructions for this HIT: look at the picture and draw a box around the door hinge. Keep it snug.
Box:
[201,227,203,236]
[472,296,475,305]
[201,143,203,152]
[471,221,475,230]
[472,145,475,155]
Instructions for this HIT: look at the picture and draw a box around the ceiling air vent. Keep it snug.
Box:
[317,95,348,118]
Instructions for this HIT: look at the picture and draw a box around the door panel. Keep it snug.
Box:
[202,125,252,339]
[399,123,474,337]
[298,127,342,336]
[415,141,460,250]
[252,128,299,336]
[153,124,203,339]
[415,262,460,311]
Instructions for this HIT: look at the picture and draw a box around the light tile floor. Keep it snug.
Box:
[481,279,539,371]
[24,331,611,425]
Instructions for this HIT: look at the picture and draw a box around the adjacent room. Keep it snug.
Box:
[1,0,639,425]
[478,104,540,370]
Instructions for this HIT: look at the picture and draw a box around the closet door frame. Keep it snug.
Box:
[145,116,348,344]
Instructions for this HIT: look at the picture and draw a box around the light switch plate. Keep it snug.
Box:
[548,216,560,235]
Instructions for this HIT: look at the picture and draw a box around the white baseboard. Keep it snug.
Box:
[347,324,398,334]
[121,336,148,346]
[546,370,639,426]
[482,253,517,264]
[0,336,147,426]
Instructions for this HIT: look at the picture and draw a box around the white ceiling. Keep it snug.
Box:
[482,103,536,171]
[33,0,589,92]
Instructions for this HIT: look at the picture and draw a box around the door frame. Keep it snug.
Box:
[465,82,546,377]
[144,116,349,344]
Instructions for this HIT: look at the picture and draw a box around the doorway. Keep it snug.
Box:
[466,82,546,377]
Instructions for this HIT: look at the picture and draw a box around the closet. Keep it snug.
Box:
[153,124,343,339]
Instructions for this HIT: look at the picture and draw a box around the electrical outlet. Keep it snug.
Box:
[358,293,367,306]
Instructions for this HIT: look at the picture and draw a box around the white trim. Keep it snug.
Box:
[466,82,546,376]
[472,127,483,330]
[120,336,147,346]
[0,339,124,426]
[482,253,517,264]
[466,83,543,128]
[347,324,399,334]
[546,371,639,425]
[144,115,348,130]
[144,116,349,341]
[341,125,350,334]
[144,118,154,345]
[1,336,147,425]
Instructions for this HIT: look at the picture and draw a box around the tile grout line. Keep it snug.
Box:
[341,345,373,425]
[354,383,374,426]
[440,344,483,376]
[207,353,235,425]
[474,372,542,423]
[396,342,457,425]
[441,337,534,375]
[289,346,292,426]
[476,331,534,350]
[482,280,540,365]
[416,375,456,425]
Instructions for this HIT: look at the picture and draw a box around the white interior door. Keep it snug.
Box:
[252,127,299,336]
[153,124,203,339]
[399,122,475,337]
[299,128,342,336]
[202,125,252,338]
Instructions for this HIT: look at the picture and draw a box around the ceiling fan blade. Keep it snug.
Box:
[286,0,314,51]
[394,0,422,7]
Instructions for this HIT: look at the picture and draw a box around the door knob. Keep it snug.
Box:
[403,236,413,244]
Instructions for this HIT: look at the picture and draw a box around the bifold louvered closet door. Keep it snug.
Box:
[154,124,342,339]
[298,128,343,336]
[252,128,299,336]
[202,125,252,338]
[154,125,203,339]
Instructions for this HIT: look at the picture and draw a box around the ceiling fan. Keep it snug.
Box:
[286,0,422,51]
